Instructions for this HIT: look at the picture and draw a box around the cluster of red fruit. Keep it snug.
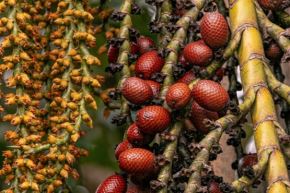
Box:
[97,11,232,193]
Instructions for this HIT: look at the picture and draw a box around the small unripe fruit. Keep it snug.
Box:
[137,36,155,54]
[135,51,164,79]
[258,0,282,10]
[191,80,229,111]
[121,77,153,104]
[265,42,282,61]
[96,174,127,193]
[136,106,171,134]
[166,83,191,109]
[209,182,222,193]
[119,148,155,174]
[127,123,152,146]
[183,40,213,66]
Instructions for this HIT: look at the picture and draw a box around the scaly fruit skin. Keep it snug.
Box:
[96,174,127,193]
[115,140,133,159]
[258,0,282,10]
[119,148,155,174]
[209,182,222,193]
[265,42,283,61]
[190,101,219,133]
[121,77,153,104]
[200,12,229,48]
[137,36,155,54]
[127,123,152,146]
[177,71,196,84]
[166,83,191,110]
[191,80,229,111]
[136,106,171,134]
[144,80,160,97]
[135,51,164,79]
[108,42,139,63]
[183,40,213,66]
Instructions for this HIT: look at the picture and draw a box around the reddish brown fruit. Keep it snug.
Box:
[209,182,222,193]
[137,36,155,54]
[240,154,258,169]
[177,71,196,84]
[200,12,229,48]
[265,42,283,61]
[183,40,213,66]
[215,68,224,80]
[115,140,133,159]
[126,123,152,146]
[178,52,191,68]
[190,101,219,133]
[144,80,160,97]
[135,51,164,79]
[136,106,171,134]
[107,45,119,63]
[96,174,127,193]
[119,148,155,174]
[258,0,282,10]
[108,42,139,63]
[121,77,153,104]
[166,83,191,110]
[191,80,229,111]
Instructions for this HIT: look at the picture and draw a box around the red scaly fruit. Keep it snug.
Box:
[135,51,164,79]
[190,101,219,133]
[177,71,196,84]
[265,42,283,61]
[239,154,258,169]
[144,80,161,97]
[136,106,171,134]
[183,40,213,66]
[96,174,127,193]
[209,182,222,193]
[108,42,139,63]
[191,80,229,111]
[258,0,282,10]
[166,83,191,110]
[215,68,224,80]
[200,12,229,48]
[119,148,155,174]
[115,140,133,159]
[137,36,155,54]
[121,77,153,104]
[127,123,152,146]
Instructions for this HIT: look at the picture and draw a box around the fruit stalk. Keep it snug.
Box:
[255,3,290,52]
[158,0,172,48]
[229,0,290,192]
[184,87,256,193]
[274,11,290,27]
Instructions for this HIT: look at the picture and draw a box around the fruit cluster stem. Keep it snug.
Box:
[229,0,290,192]
[184,87,256,193]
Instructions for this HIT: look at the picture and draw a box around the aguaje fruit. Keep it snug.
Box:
[119,148,155,174]
[136,105,171,134]
[144,80,160,97]
[96,174,127,193]
[115,140,133,159]
[121,77,153,104]
[178,51,191,68]
[190,101,219,133]
[137,36,155,54]
[191,80,229,111]
[239,154,258,169]
[265,42,283,61]
[177,71,196,84]
[126,185,148,193]
[183,40,213,66]
[208,182,222,193]
[108,42,139,63]
[135,51,164,79]
[126,123,152,146]
[258,0,282,10]
[200,12,229,48]
[166,83,191,110]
